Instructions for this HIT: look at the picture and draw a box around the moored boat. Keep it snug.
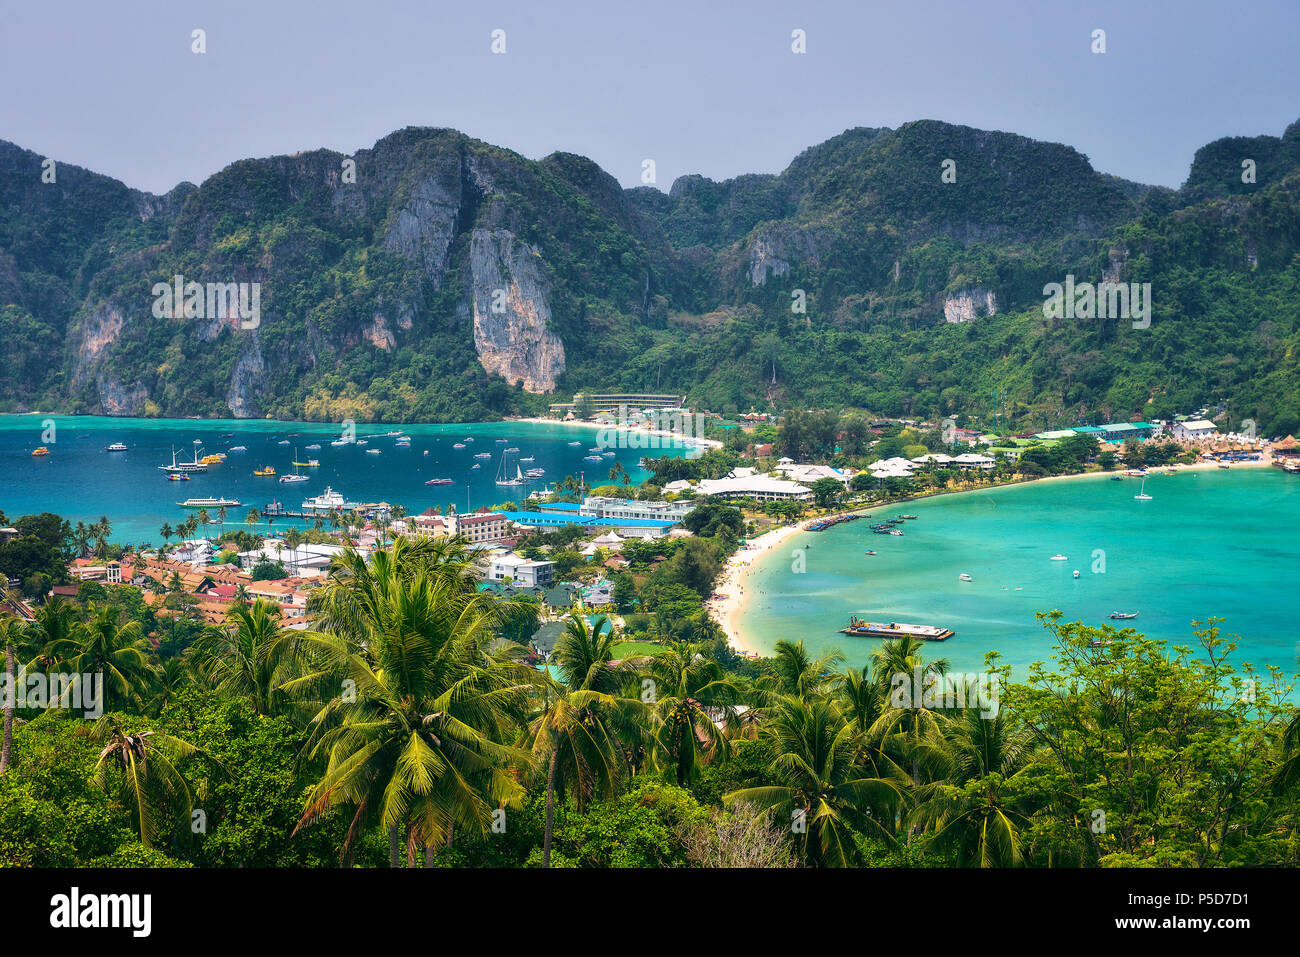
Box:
[839,617,954,641]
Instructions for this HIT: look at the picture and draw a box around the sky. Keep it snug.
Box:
[1,0,1297,196]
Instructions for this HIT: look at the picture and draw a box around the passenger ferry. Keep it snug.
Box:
[838,617,954,641]
[177,497,242,508]
[301,487,360,513]
[105,442,128,452]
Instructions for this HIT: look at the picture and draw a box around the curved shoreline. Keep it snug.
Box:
[714,458,1275,656]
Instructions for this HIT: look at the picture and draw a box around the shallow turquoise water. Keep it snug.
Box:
[739,469,1300,682]
[0,415,678,544]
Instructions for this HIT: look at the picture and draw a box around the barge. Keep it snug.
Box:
[838,616,954,641]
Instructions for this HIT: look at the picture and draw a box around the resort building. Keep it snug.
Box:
[773,462,856,486]
[548,393,685,415]
[492,510,677,538]
[236,542,347,578]
[487,554,555,588]
[952,453,996,470]
[695,475,812,501]
[1171,419,1220,442]
[453,511,511,543]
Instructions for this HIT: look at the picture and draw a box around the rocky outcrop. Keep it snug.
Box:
[225,338,266,418]
[69,303,126,386]
[382,158,464,290]
[96,376,149,416]
[468,229,565,392]
[943,288,997,323]
[747,225,825,286]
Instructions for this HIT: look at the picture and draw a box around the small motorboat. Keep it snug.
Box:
[31,446,50,456]
[958,573,972,582]
[1073,569,1080,578]
[279,473,309,484]
[254,466,276,476]
[277,440,291,445]
[366,449,381,455]
[426,478,454,486]
[305,443,322,450]
[863,550,876,556]
[453,443,466,449]
[1109,611,1139,620]
[167,473,189,482]
[504,447,520,453]
[1050,554,1068,561]
[471,463,481,470]
[229,445,248,453]
[567,441,582,447]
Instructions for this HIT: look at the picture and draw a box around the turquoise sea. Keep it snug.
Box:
[0,415,681,543]
[738,468,1300,683]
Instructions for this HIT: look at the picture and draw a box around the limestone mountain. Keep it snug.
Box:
[1,117,1299,432]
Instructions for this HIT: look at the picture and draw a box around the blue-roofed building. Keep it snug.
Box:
[491,510,676,538]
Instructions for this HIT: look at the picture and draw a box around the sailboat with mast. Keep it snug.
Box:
[494,449,525,487]
[1134,478,1152,501]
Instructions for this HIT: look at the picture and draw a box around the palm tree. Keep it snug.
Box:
[217,506,228,528]
[71,605,155,712]
[282,527,304,576]
[0,611,36,774]
[759,639,844,701]
[646,641,738,786]
[725,696,905,866]
[908,705,1037,866]
[527,615,649,866]
[291,541,533,866]
[93,717,203,848]
[189,598,308,717]
[245,508,260,534]
[148,656,194,716]
[868,636,950,790]
[159,523,173,556]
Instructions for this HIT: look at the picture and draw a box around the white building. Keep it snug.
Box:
[579,496,695,523]
[236,543,345,578]
[487,554,555,587]
[696,476,811,502]
[1171,419,1220,442]
[952,453,996,470]
[774,462,856,486]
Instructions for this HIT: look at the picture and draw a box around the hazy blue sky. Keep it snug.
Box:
[2,0,1297,195]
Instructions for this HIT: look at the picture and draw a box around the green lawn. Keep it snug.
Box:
[611,641,667,658]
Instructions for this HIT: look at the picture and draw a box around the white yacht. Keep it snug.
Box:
[105,442,128,452]
[279,473,309,484]
[158,446,209,473]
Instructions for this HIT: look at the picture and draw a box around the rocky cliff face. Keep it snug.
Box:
[468,229,565,392]
[943,288,997,323]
